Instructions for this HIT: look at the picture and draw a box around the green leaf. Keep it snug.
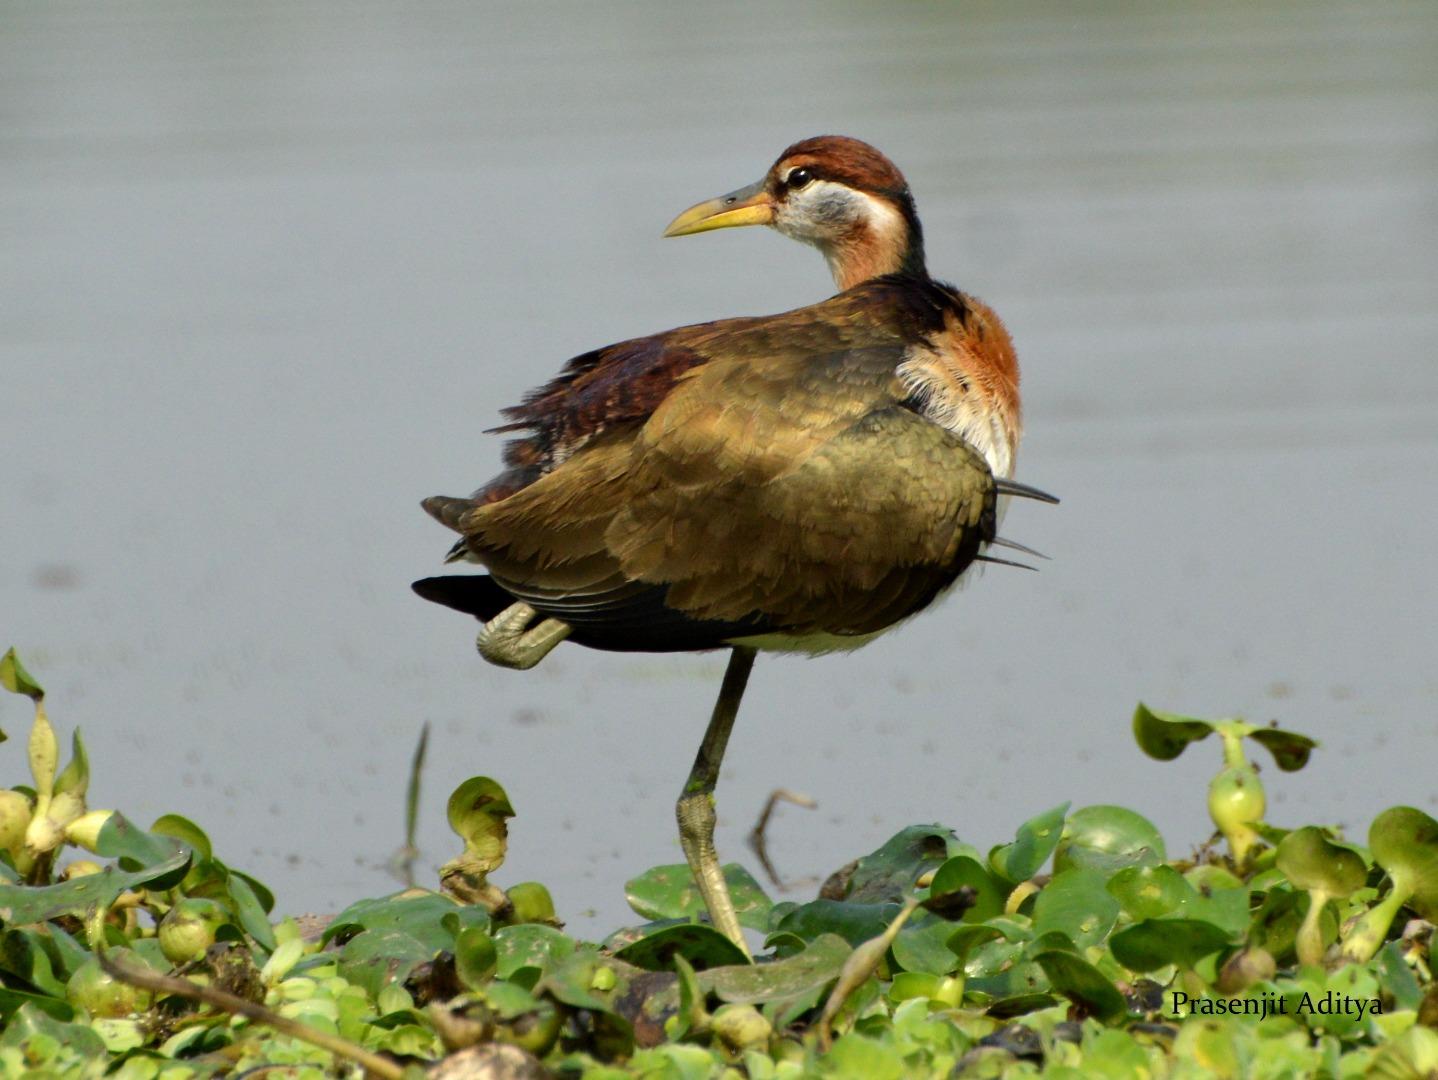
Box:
[326,891,488,995]
[1054,805,1166,876]
[53,730,88,798]
[1276,826,1368,898]
[1365,1023,1438,1079]
[837,825,955,903]
[1248,727,1319,772]
[150,814,214,862]
[825,1033,905,1080]
[455,925,497,988]
[537,949,639,1026]
[669,953,706,1039]
[945,924,1004,968]
[1375,940,1422,1011]
[0,649,44,702]
[0,928,67,997]
[701,933,850,1007]
[988,803,1068,885]
[1109,917,1235,972]
[34,923,88,981]
[888,970,944,1002]
[494,923,576,980]
[927,855,1004,923]
[336,926,439,1000]
[502,881,557,926]
[445,776,513,877]
[324,891,485,947]
[1131,703,1213,761]
[0,850,190,925]
[0,986,73,1023]
[0,1002,103,1055]
[226,869,278,952]
[1033,948,1127,1022]
[92,812,188,869]
[769,899,897,948]
[614,922,749,972]
[1107,864,1197,921]
[230,869,275,915]
[624,863,772,931]
[446,776,514,826]
[891,913,961,976]
[1171,1019,1243,1074]
[1179,885,1251,940]
[1031,868,1120,950]
[1248,884,1306,962]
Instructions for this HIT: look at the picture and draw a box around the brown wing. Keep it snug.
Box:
[423,278,996,648]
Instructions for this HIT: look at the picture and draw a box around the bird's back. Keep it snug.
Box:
[418,274,1016,653]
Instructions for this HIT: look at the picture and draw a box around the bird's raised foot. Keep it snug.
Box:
[476,602,571,670]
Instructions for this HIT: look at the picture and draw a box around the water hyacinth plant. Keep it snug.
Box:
[0,648,1434,1077]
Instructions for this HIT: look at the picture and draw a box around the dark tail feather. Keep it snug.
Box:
[412,575,515,620]
[990,536,1050,560]
[995,478,1059,505]
[421,495,475,532]
[976,554,1038,572]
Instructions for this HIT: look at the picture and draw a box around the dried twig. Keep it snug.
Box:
[747,787,817,891]
[96,942,406,1080]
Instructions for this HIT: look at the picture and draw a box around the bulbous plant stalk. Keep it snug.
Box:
[159,898,231,965]
[1339,807,1438,965]
[1217,945,1277,994]
[1275,825,1367,968]
[0,789,33,864]
[23,696,59,873]
[1207,729,1266,869]
[1295,890,1333,968]
[1339,888,1408,965]
[12,667,92,879]
[711,1003,772,1056]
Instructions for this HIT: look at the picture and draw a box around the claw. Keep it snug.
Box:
[476,602,571,670]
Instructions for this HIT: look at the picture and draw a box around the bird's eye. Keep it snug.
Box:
[786,167,814,189]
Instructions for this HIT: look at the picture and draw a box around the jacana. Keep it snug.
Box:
[415,136,1055,957]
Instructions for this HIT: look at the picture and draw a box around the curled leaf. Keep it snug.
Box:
[54,730,89,799]
[1248,727,1319,772]
[0,648,44,702]
[1132,703,1213,761]
[989,803,1068,885]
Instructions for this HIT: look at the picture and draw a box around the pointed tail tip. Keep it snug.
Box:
[422,494,474,531]
[412,574,513,620]
[995,478,1060,505]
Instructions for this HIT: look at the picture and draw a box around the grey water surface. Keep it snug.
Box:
[3,1,1436,930]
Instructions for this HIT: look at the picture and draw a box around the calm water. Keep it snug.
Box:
[4,1,1436,929]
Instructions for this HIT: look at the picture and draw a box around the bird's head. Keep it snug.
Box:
[663,135,927,292]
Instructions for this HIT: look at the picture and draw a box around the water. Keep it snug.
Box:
[4,1,1436,930]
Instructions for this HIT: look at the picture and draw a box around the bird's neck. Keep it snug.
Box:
[823,192,927,291]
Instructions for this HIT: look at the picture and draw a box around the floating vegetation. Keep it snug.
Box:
[0,648,1434,1077]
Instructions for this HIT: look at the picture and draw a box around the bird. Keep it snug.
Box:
[414,136,1055,957]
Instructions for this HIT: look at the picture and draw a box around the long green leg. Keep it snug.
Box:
[676,645,757,959]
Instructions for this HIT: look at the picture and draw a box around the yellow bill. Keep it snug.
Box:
[662,180,775,237]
